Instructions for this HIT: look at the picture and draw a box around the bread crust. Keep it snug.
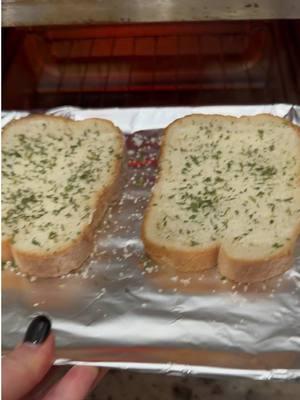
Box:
[2,238,13,262]
[2,115,125,278]
[142,113,300,282]
[142,238,219,273]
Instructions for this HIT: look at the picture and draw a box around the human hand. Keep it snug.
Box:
[2,315,105,400]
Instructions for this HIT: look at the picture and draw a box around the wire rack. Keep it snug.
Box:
[3,21,300,109]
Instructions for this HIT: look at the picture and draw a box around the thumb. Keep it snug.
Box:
[2,315,54,400]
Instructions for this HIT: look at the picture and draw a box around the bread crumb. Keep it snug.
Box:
[132,136,144,147]
[123,253,132,259]
[180,278,191,287]
[145,266,155,274]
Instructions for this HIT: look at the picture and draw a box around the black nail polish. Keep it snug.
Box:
[23,315,51,345]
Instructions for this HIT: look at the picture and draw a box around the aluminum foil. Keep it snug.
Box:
[2,104,300,381]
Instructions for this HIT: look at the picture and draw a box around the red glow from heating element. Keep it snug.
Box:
[3,20,299,109]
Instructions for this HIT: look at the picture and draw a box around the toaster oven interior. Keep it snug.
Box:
[2,20,300,110]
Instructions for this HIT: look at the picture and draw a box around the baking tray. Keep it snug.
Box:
[2,105,300,381]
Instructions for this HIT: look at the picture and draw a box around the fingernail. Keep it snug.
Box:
[23,315,51,345]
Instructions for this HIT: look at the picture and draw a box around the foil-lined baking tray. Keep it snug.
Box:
[2,104,300,381]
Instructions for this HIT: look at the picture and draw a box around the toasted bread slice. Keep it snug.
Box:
[142,114,300,282]
[2,115,124,277]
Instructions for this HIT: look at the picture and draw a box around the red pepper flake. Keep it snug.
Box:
[128,159,157,168]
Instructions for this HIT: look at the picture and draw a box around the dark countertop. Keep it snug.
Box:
[87,370,299,400]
